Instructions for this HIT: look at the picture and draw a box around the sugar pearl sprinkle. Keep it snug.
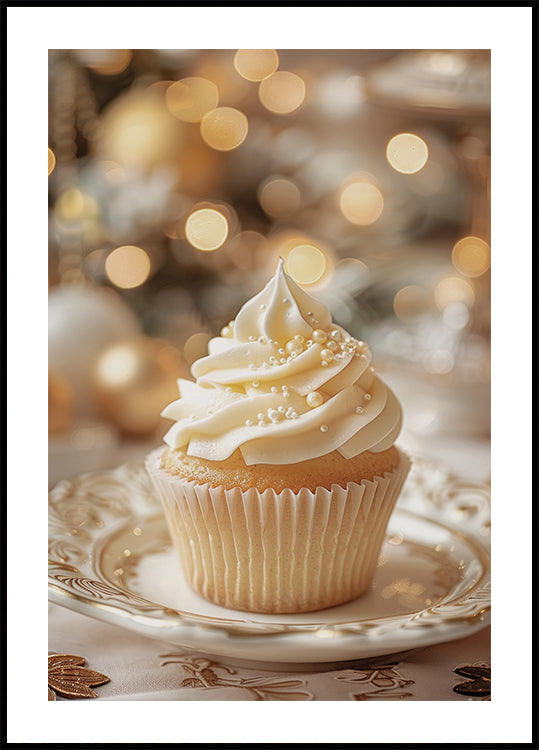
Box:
[320,424,328,432]
[306,391,323,408]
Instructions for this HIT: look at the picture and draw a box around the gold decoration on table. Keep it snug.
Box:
[335,660,414,700]
[48,654,110,700]
[91,336,187,437]
[453,662,491,700]
[159,653,313,700]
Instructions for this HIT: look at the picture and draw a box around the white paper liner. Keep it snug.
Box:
[145,448,411,614]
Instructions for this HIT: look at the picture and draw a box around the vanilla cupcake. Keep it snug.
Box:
[146,259,410,613]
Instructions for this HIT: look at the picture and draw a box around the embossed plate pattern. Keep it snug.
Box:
[48,455,491,663]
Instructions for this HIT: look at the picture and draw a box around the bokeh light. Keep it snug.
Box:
[96,343,139,385]
[386,133,429,174]
[200,107,248,151]
[97,89,184,170]
[54,188,99,230]
[105,245,151,289]
[234,49,279,81]
[258,177,301,218]
[81,49,132,76]
[185,208,229,251]
[451,236,491,277]
[259,71,306,114]
[284,243,327,285]
[339,177,384,225]
[393,285,429,321]
[48,148,56,176]
[165,77,219,123]
[434,276,475,310]
[184,332,211,365]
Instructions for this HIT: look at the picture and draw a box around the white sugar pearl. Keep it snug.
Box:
[306,391,323,408]
[320,424,328,432]
[312,329,327,344]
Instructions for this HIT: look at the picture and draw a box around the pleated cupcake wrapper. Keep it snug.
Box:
[145,448,411,614]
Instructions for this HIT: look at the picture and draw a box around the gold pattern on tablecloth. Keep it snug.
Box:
[48,653,110,700]
[335,660,414,700]
[453,662,491,700]
[160,653,313,700]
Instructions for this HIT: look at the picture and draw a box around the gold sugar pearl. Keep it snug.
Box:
[306,391,323,408]
[312,329,327,344]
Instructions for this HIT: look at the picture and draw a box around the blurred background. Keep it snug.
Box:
[47,48,491,485]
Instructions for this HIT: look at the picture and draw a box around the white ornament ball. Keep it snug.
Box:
[48,284,142,416]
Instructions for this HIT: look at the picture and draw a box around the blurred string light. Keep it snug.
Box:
[165,77,219,123]
[76,49,132,76]
[386,133,429,174]
[434,276,475,310]
[451,235,490,277]
[185,207,229,251]
[48,147,56,176]
[200,107,248,151]
[105,245,151,289]
[233,49,279,81]
[257,176,301,218]
[259,71,306,114]
[339,174,384,226]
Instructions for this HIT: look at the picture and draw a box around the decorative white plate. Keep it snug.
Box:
[48,455,490,664]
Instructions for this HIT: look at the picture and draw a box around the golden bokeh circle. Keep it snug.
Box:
[87,49,132,76]
[48,148,56,176]
[259,71,306,114]
[200,107,249,151]
[285,244,327,285]
[185,208,229,251]
[451,236,491,277]
[234,49,279,81]
[258,177,301,218]
[386,133,429,174]
[434,276,475,310]
[105,245,151,289]
[340,181,384,225]
[165,77,219,123]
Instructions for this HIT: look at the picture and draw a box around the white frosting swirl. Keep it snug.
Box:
[162,259,402,464]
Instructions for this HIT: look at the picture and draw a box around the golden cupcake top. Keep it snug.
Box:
[162,259,402,464]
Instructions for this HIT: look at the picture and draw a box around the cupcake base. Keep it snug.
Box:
[145,448,410,614]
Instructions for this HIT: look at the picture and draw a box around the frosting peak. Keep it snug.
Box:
[162,261,402,465]
[233,258,331,344]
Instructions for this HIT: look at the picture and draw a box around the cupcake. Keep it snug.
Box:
[146,259,410,613]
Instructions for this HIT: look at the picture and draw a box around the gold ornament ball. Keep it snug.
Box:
[49,369,74,435]
[92,337,187,437]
